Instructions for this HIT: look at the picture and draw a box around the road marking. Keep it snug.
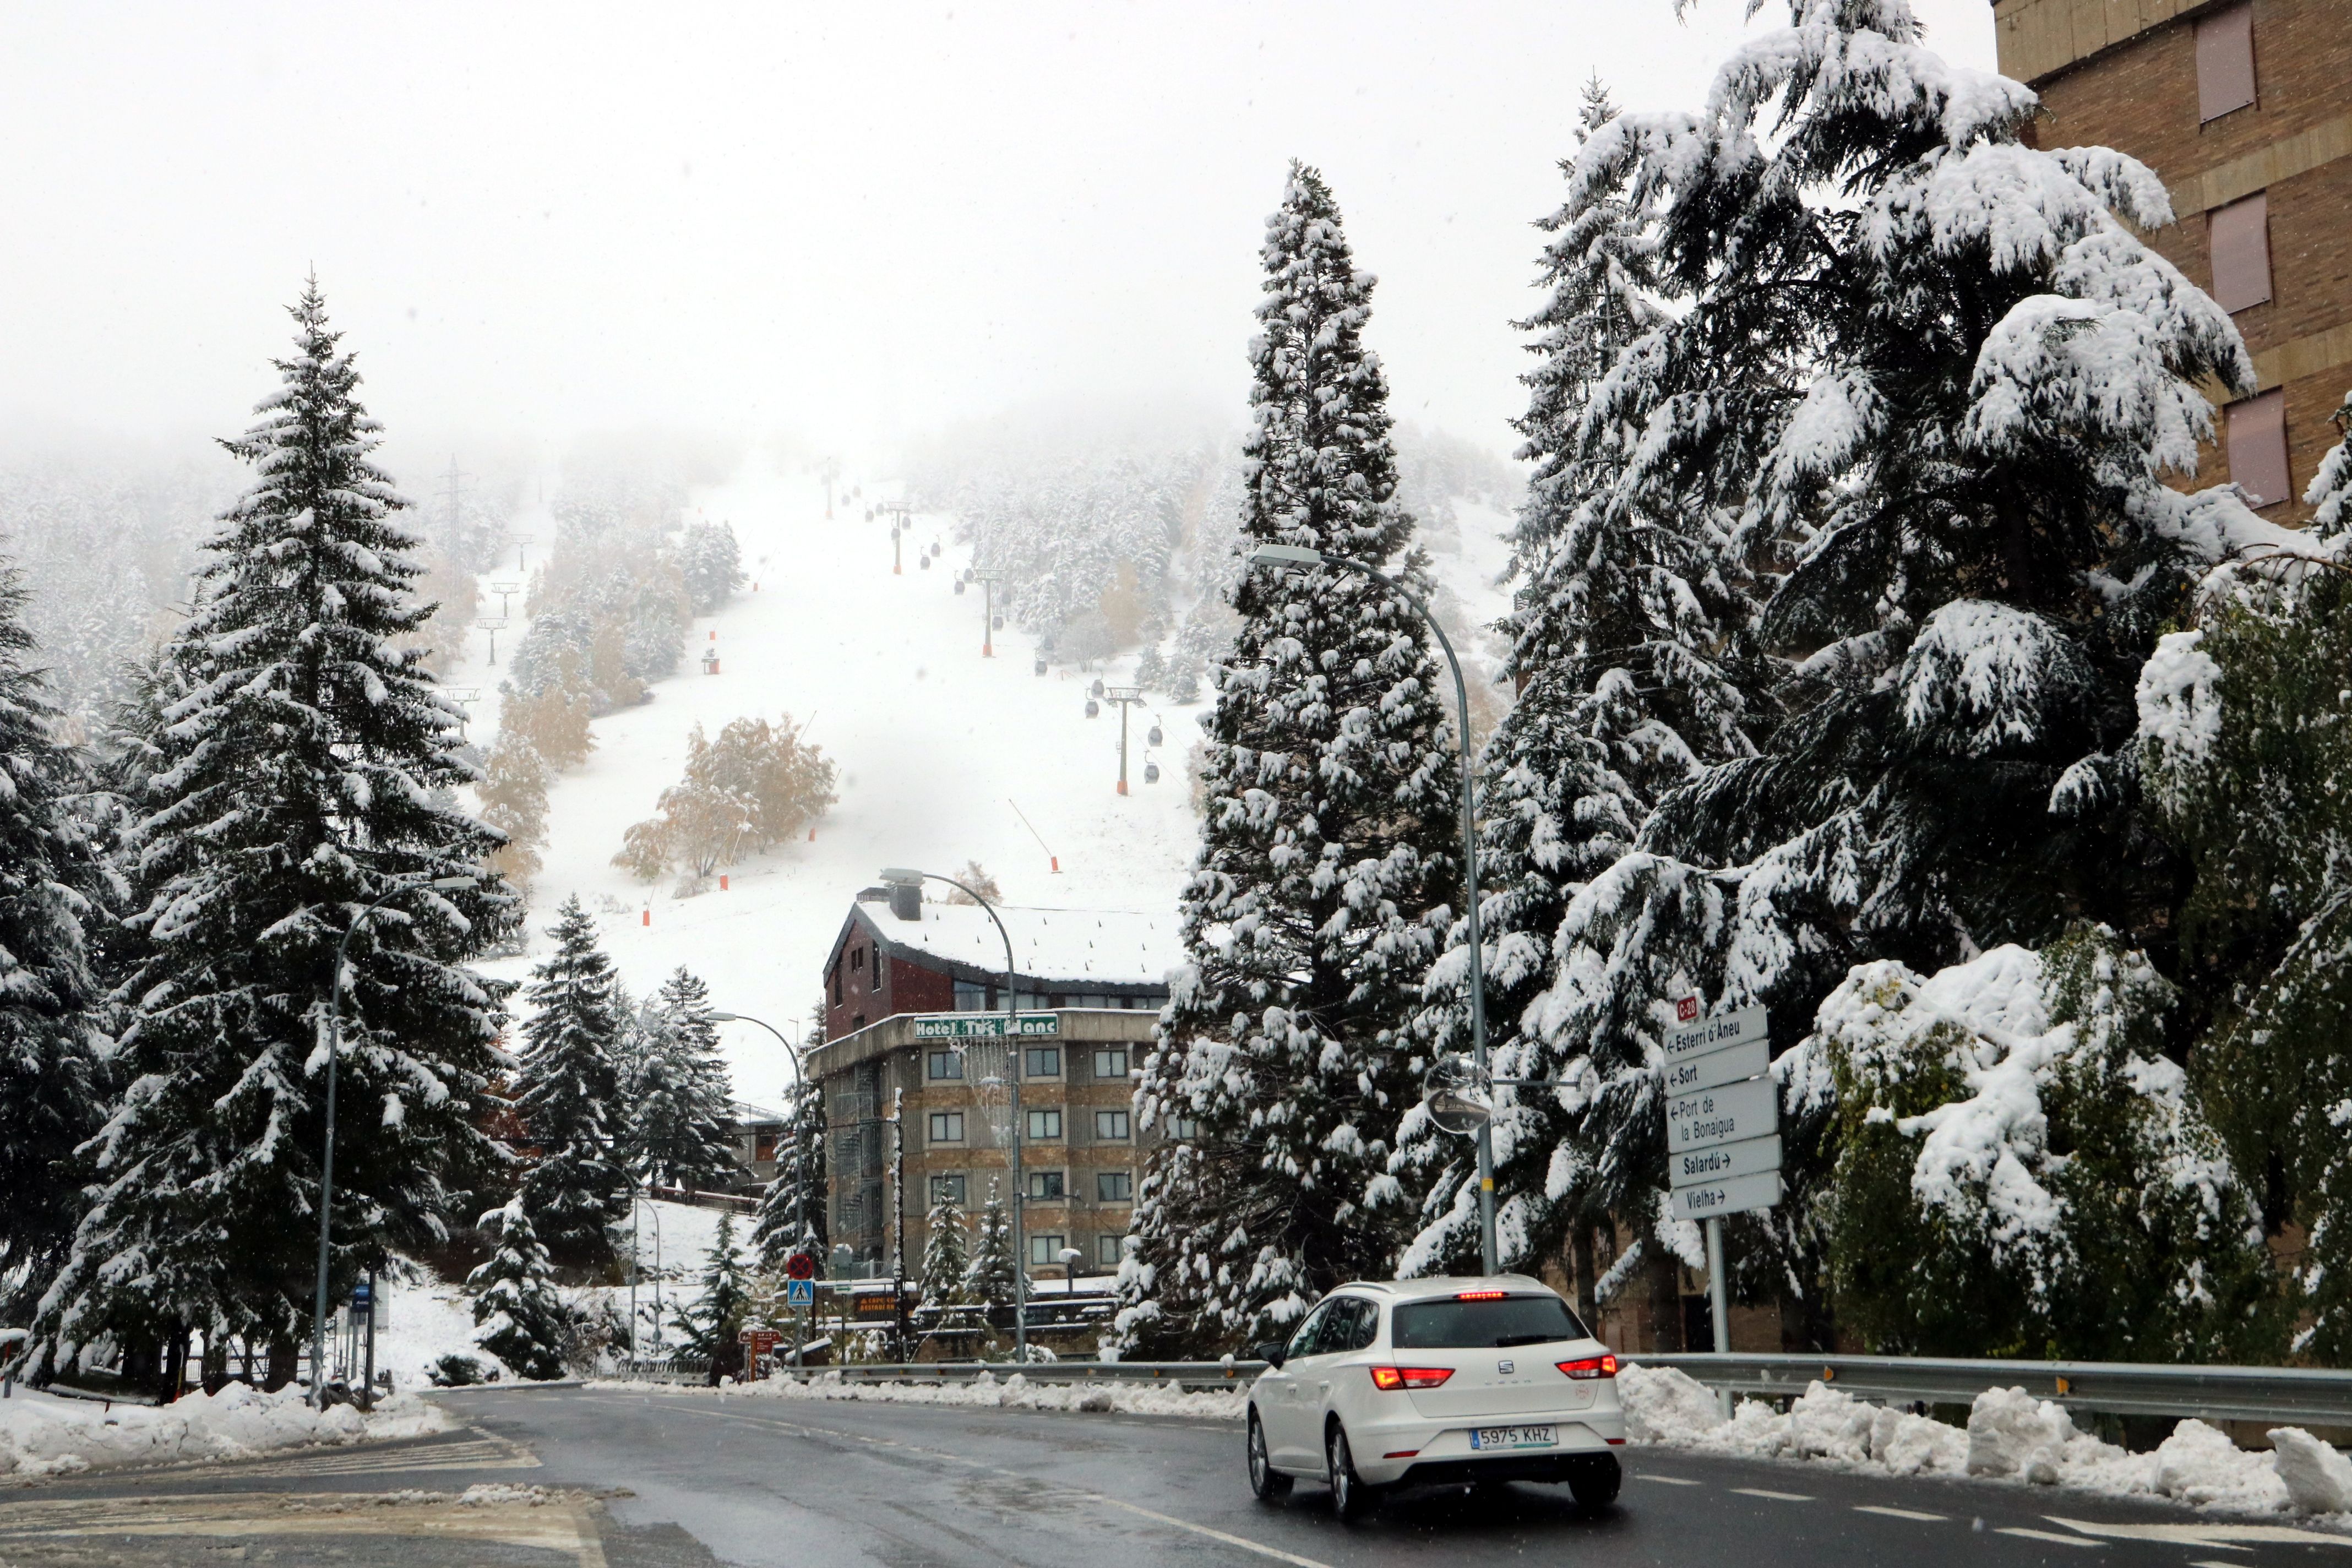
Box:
[0,1490,607,1568]
[2045,1516,2348,1547]
[1730,1487,1813,1502]
[1634,1474,1703,1486]
[1854,1505,1948,1522]
[1997,1526,2104,1547]
[579,1394,1336,1568]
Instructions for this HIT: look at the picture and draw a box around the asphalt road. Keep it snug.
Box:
[8,1387,2352,1567]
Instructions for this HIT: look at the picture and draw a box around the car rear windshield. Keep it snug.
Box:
[1391,1294,1588,1349]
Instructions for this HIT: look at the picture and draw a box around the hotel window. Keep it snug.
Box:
[1092,1048,1129,1080]
[2209,192,2272,313]
[1023,1046,1061,1079]
[1097,1170,1133,1202]
[851,947,863,972]
[832,969,843,1004]
[1026,1169,1066,1201]
[754,1131,777,1162]
[2195,4,2255,123]
[928,1111,966,1145]
[1026,1108,1063,1140]
[1029,1234,1067,1267]
[929,1173,967,1206]
[1168,1115,1201,1141]
[927,1049,965,1081]
[2226,390,2291,508]
[1095,1109,1132,1141]
[1097,1234,1124,1267]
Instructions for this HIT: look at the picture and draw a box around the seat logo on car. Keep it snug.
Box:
[1499,1359,1515,1374]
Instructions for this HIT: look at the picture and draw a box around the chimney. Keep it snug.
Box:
[888,881,922,922]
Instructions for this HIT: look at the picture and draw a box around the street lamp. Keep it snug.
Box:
[707,1011,804,1086]
[1245,542,1500,1277]
[879,865,1032,1362]
[311,873,477,1408]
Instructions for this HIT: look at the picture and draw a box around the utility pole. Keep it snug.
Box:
[512,534,535,571]
[475,616,507,666]
[434,456,472,565]
[487,580,521,619]
[971,568,1005,656]
[1104,687,1146,795]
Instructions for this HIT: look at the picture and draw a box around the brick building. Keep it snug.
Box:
[1993,0,2350,520]
[805,885,1175,1277]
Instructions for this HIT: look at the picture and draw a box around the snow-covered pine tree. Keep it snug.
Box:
[751,1072,827,1270]
[918,1194,970,1309]
[514,896,630,1263]
[965,1180,1017,1311]
[680,519,746,612]
[1392,77,1757,1297]
[623,968,738,1194]
[673,1210,753,1376]
[28,281,519,1389]
[1515,0,2279,1347]
[470,1194,571,1380]
[1121,162,1462,1353]
[0,548,111,1326]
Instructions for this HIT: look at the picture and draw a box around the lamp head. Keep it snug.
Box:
[427,875,476,890]
[879,867,925,885]
[709,1011,743,1023]
[1248,544,1323,568]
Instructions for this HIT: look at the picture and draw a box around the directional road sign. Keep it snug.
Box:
[1666,1074,1779,1154]
[1663,1004,1768,1064]
[786,1279,815,1308]
[1664,1037,1768,1097]
[1670,1170,1784,1222]
[1670,1131,1783,1190]
[911,1013,1061,1039]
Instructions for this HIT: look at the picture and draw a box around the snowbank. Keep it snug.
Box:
[0,1382,453,1479]
[592,1368,1247,1421]
[1618,1364,2344,1523]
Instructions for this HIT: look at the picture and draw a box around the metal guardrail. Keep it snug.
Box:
[769,1359,1267,1393]
[1635,1353,2352,1428]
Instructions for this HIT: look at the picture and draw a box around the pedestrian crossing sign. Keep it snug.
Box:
[786,1279,815,1308]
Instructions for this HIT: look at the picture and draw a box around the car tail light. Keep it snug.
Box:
[1454,1289,1509,1300]
[1369,1366,1455,1391]
[1556,1354,1618,1380]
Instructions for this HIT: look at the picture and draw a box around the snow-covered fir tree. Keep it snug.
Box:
[470,1194,571,1380]
[673,1211,753,1375]
[514,896,630,1263]
[1121,162,1462,1353]
[751,1071,827,1270]
[28,281,518,1387]
[918,1194,970,1309]
[679,519,746,612]
[1513,0,2280,1346]
[622,968,737,1194]
[1393,75,1757,1297]
[965,1180,1017,1311]
[0,549,111,1326]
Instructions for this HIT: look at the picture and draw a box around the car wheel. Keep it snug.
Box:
[1326,1423,1381,1520]
[1567,1453,1621,1510]
[1248,1410,1292,1501]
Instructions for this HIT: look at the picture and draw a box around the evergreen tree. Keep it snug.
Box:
[964,1181,1017,1312]
[1393,76,1757,1291]
[29,280,518,1386]
[918,1194,971,1309]
[469,1195,571,1380]
[751,1071,827,1270]
[680,520,747,612]
[514,896,630,1262]
[1122,162,1462,1352]
[0,549,111,1326]
[623,968,738,1193]
[673,1211,754,1374]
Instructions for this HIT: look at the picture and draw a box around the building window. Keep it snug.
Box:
[2227,389,2291,507]
[1025,1108,1062,1140]
[1097,1234,1124,1267]
[929,1111,966,1145]
[755,1132,777,1162]
[2209,192,2272,313]
[1029,1234,1068,1267]
[851,947,863,972]
[930,1173,967,1207]
[832,970,843,1005]
[954,981,988,1012]
[927,1049,965,1081]
[1095,1109,1132,1141]
[1026,1169,1066,1201]
[1092,1048,1129,1080]
[1023,1046,1061,1079]
[1097,1170,1133,1202]
[1168,1115,1200,1140]
[2195,3,2255,123]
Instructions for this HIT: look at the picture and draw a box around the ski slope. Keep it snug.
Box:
[457,458,1516,1110]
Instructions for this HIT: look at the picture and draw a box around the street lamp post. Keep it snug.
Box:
[311,874,476,1408]
[879,867,1029,1362]
[1245,542,1500,1277]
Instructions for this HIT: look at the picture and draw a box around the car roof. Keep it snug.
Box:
[1331,1274,1556,1305]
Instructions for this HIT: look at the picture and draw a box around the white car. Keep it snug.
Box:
[1244,1274,1626,1518]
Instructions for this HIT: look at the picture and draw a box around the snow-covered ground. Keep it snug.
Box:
[0,1384,451,1479]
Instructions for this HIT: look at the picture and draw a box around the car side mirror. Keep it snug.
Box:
[1254,1342,1287,1369]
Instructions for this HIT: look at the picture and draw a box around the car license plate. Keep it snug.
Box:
[1469,1425,1556,1451]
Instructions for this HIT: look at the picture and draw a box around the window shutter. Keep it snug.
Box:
[2208,192,2272,312]
[2196,4,2256,123]
[2226,390,2291,507]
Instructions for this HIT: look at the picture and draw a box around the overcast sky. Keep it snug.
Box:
[3,1,1997,471]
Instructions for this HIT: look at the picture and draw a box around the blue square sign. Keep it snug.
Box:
[786,1279,815,1308]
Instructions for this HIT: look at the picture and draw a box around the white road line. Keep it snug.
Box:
[1730,1487,1814,1502]
[1634,1474,1703,1486]
[1853,1505,1947,1522]
[1997,1526,2105,1547]
[1094,1498,1335,1568]
[2046,1515,2349,1548]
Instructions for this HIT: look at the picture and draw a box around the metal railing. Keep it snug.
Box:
[1634,1352,2352,1428]
[766,1359,1266,1393]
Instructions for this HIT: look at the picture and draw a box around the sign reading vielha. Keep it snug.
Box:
[1662,995,1782,1222]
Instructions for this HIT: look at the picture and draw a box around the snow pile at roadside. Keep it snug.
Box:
[1620,1364,2347,1522]
[0,1383,453,1479]
[594,1368,1248,1420]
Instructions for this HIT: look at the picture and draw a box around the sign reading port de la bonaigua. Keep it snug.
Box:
[911,1013,1062,1039]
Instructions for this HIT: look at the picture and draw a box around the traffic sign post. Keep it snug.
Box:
[738,1326,783,1382]
[1662,997,1777,1409]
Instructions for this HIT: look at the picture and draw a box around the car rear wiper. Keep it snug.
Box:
[1493,1333,1562,1347]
